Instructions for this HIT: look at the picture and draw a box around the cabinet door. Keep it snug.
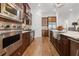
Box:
[26,19,29,25]
[22,33,27,50]
[26,32,30,46]
[15,3,23,9]
[70,40,79,56]
[42,30,49,37]
[60,35,70,56]
[42,17,48,26]
[50,31,53,43]
[0,3,1,13]
[48,17,56,22]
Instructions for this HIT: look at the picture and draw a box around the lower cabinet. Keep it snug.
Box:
[50,31,56,46]
[42,30,49,37]
[11,32,30,56]
[70,40,79,56]
[50,31,79,56]
[22,32,30,51]
[50,31,70,56]
[60,35,70,56]
[50,31,53,44]
[11,45,24,56]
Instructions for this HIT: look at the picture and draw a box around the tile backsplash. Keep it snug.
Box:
[0,21,22,30]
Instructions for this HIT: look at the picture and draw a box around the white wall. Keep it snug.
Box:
[30,3,56,38]
[31,9,42,38]
[56,4,79,29]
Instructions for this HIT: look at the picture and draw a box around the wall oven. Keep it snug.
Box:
[0,3,22,21]
[0,31,22,55]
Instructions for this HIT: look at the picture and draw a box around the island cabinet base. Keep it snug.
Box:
[60,35,70,56]
[50,31,54,44]
[70,40,79,56]
[50,31,62,55]
[50,31,70,56]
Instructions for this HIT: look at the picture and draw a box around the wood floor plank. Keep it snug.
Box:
[22,37,59,56]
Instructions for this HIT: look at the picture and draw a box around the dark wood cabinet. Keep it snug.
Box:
[22,32,30,51]
[42,30,49,37]
[50,31,55,45]
[50,31,53,43]
[60,35,70,56]
[0,3,1,13]
[11,45,24,56]
[50,31,70,56]
[42,17,48,26]
[70,40,79,56]
[50,31,62,55]
[11,32,30,56]
[15,3,23,9]
[48,16,56,22]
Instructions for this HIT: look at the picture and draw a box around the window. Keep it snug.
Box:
[48,22,56,29]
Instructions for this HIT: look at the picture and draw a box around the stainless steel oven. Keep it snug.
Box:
[0,3,22,22]
[0,31,22,55]
[0,34,6,55]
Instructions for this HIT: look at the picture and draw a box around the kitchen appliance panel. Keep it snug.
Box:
[3,34,20,48]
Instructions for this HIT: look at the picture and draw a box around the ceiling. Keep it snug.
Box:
[29,3,79,18]
[29,3,56,16]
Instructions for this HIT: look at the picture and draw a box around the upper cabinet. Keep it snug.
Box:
[48,16,57,29]
[42,17,48,26]
[48,16,56,22]
[22,3,32,25]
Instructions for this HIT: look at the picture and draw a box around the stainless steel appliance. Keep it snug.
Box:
[0,34,6,55]
[0,30,22,55]
[0,3,22,22]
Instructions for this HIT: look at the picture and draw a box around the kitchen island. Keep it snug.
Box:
[50,30,79,56]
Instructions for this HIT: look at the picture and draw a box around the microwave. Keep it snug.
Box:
[0,3,22,22]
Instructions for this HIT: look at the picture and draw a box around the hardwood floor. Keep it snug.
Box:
[22,37,59,56]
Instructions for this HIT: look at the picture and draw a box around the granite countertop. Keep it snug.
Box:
[0,29,33,35]
[22,30,34,33]
[60,31,79,40]
[50,29,66,32]
[51,30,79,41]
[22,31,30,33]
[0,30,22,35]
